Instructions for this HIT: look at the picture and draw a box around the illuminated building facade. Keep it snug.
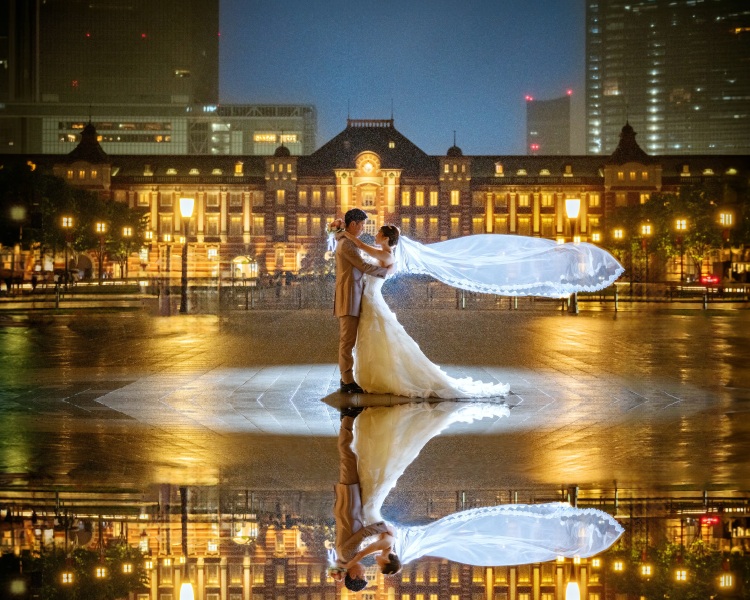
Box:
[4,118,748,281]
[526,94,571,155]
[586,0,750,155]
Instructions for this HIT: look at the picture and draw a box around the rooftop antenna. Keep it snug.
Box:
[88,103,92,124]
[347,99,351,120]
[453,130,457,146]
[391,98,394,121]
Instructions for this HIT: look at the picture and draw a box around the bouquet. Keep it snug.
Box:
[327,218,344,235]
[326,218,345,252]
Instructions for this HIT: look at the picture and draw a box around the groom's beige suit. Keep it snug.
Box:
[334,235,388,385]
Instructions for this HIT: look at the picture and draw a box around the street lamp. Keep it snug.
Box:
[8,206,26,295]
[179,197,195,314]
[565,198,581,243]
[675,218,688,282]
[162,233,172,313]
[640,223,653,287]
[122,226,133,280]
[95,221,107,285]
[565,198,581,314]
[61,215,74,290]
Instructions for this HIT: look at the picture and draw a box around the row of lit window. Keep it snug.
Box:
[254,133,299,144]
[398,215,600,239]
[495,164,579,177]
[63,122,172,131]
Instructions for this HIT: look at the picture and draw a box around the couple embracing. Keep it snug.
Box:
[328,209,626,592]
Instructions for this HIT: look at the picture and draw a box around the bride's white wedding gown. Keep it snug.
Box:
[351,403,624,566]
[353,276,510,398]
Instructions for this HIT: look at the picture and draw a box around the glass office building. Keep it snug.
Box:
[586,0,750,155]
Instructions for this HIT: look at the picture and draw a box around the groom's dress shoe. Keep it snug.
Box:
[340,406,364,420]
[340,381,364,394]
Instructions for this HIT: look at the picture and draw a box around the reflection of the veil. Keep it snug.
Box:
[333,402,622,575]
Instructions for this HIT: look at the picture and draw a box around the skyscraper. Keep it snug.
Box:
[1,0,219,104]
[586,0,750,155]
[526,94,571,155]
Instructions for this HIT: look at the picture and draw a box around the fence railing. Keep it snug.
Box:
[1,276,749,312]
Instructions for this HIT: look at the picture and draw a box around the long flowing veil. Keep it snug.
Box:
[352,402,510,525]
[394,503,624,566]
[395,234,624,297]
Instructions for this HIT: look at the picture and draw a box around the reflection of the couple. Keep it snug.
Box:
[330,402,623,592]
[331,409,400,592]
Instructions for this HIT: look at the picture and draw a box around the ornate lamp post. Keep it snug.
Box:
[640,223,653,287]
[122,226,133,280]
[8,205,26,295]
[95,221,107,284]
[179,198,195,314]
[565,198,581,314]
[162,233,172,313]
[61,215,74,290]
[675,218,688,282]
[718,209,735,280]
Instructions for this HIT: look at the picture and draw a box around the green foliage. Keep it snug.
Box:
[0,545,148,600]
[0,161,148,262]
[603,181,750,279]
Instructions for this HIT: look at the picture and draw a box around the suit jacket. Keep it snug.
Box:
[334,236,388,317]
[334,482,388,563]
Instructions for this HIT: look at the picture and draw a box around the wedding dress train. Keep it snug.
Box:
[352,403,624,566]
[353,276,510,398]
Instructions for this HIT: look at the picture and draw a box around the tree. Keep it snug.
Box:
[1,545,148,600]
[0,160,148,277]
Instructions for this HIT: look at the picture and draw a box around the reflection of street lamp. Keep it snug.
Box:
[179,487,194,600]
[95,221,107,284]
[61,215,74,290]
[179,198,195,314]
[675,218,687,282]
[565,198,581,314]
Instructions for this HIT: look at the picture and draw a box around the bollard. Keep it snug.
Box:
[703,291,708,310]
[55,282,60,309]
[614,289,619,312]
[513,296,518,310]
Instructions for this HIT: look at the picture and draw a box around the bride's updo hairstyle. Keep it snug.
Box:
[380,225,400,247]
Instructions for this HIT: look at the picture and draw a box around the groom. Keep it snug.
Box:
[334,208,390,394]
[332,409,400,592]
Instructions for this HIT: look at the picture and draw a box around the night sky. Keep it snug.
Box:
[219,0,586,156]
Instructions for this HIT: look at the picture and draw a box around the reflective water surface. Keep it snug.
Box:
[1,307,749,596]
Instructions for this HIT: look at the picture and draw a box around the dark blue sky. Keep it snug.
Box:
[219,0,586,155]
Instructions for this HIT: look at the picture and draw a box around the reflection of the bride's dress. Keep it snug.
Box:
[344,402,623,568]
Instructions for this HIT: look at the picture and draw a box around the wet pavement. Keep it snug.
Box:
[0,307,749,506]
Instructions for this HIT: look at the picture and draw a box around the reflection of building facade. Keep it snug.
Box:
[1,489,748,600]
[526,95,571,155]
[585,0,750,155]
[5,118,750,283]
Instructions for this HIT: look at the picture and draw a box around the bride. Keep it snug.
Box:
[340,222,623,398]
[342,225,509,399]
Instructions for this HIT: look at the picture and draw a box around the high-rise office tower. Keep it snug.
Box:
[1,0,219,104]
[586,0,750,155]
[526,94,571,155]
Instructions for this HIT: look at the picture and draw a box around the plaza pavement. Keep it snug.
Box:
[0,306,748,509]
